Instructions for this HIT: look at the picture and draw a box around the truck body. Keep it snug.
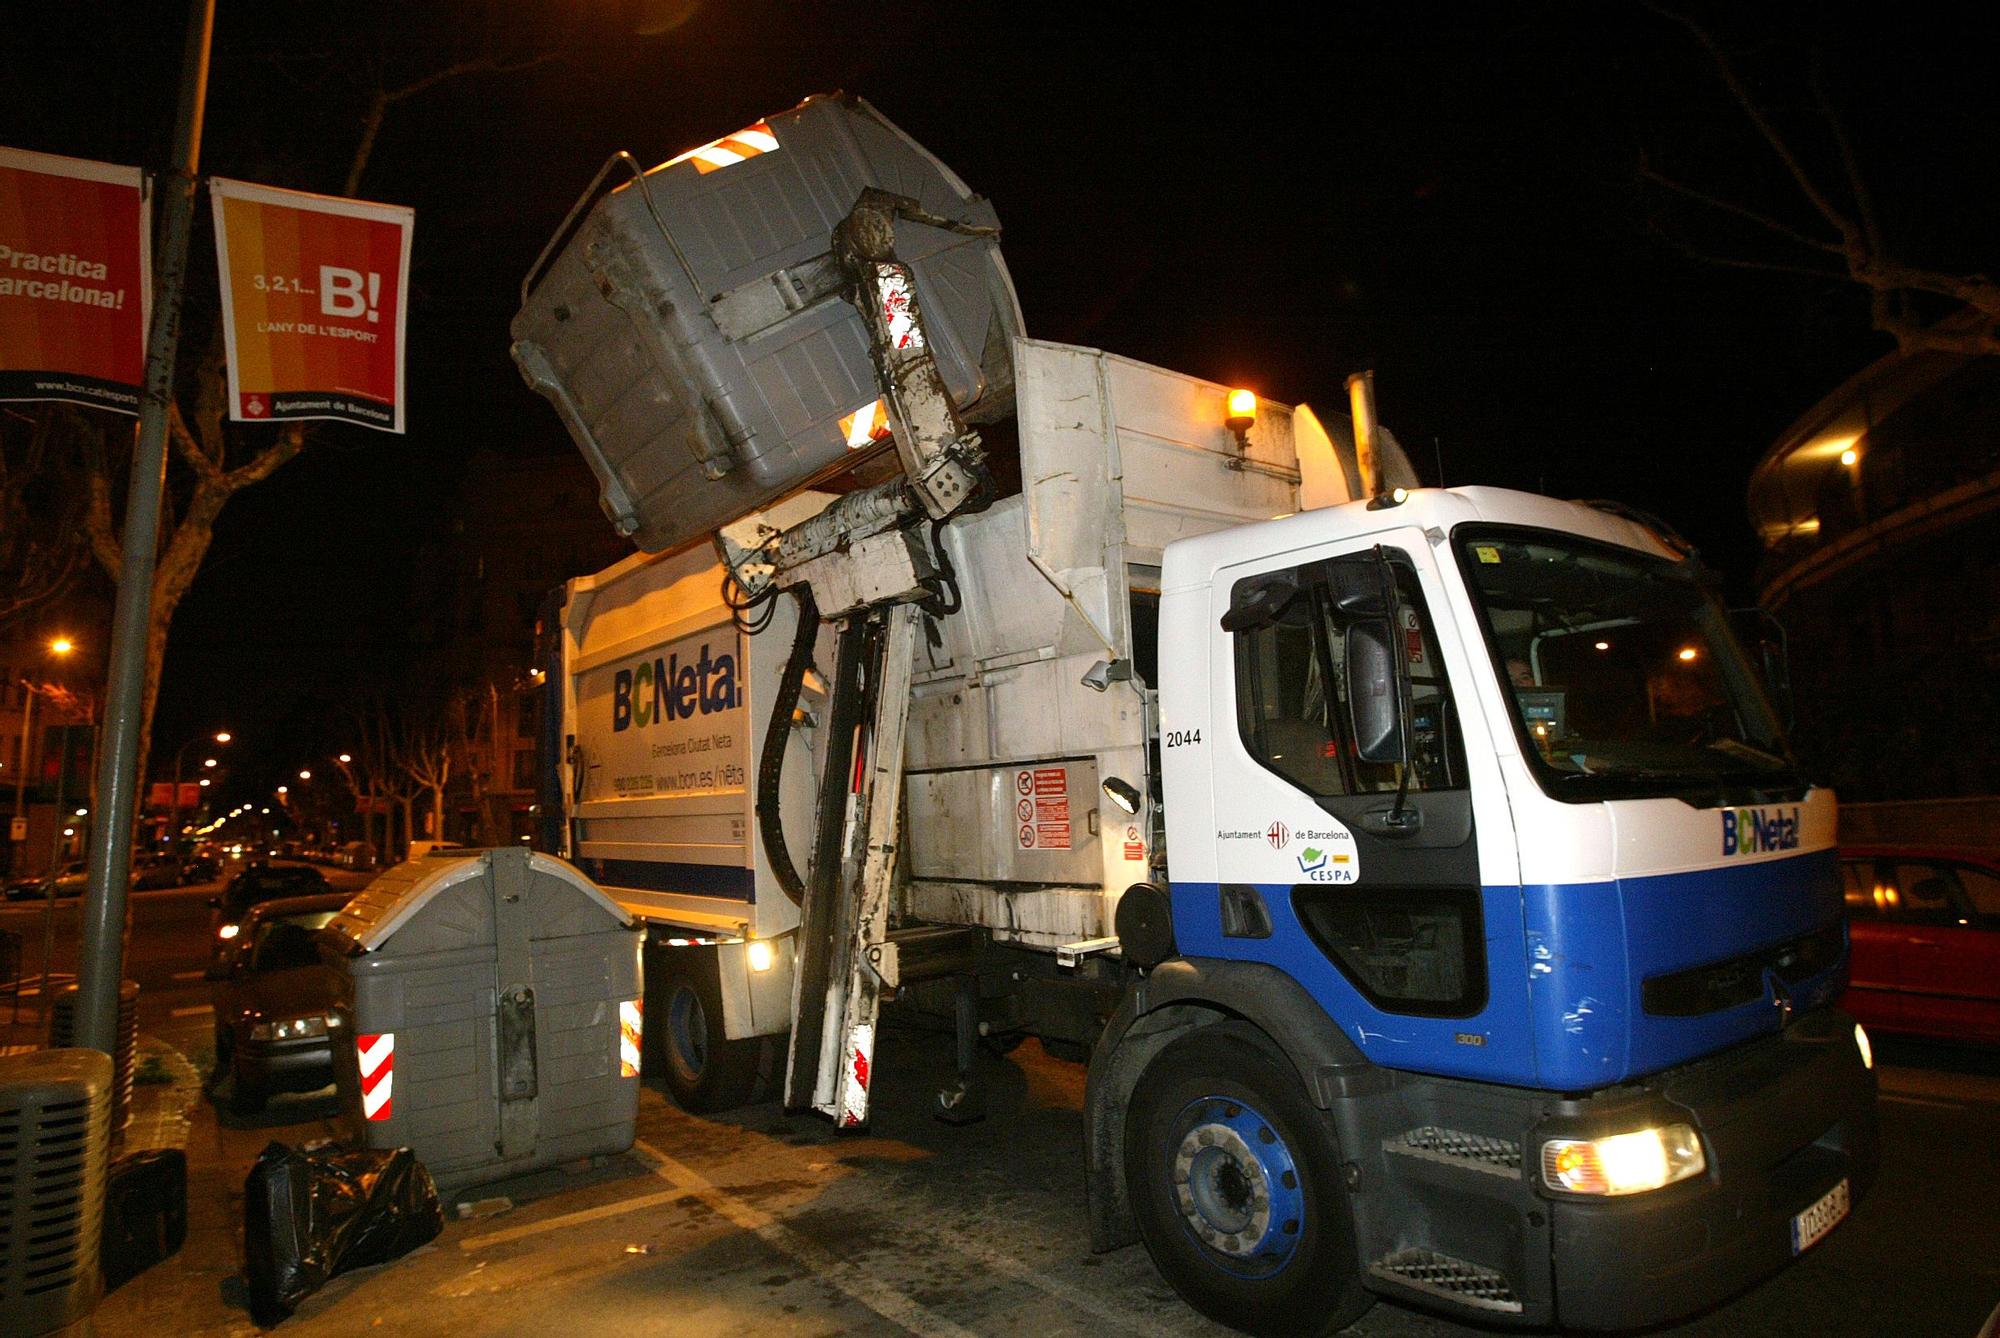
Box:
[516,95,1877,1334]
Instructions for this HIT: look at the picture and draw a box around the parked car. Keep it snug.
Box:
[3,872,50,902]
[205,862,330,978]
[1840,845,2000,1046]
[5,860,92,901]
[211,891,351,1113]
[179,852,222,885]
[131,853,183,891]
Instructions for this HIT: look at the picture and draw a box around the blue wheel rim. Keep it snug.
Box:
[667,982,708,1080]
[1166,1095,1307,1279]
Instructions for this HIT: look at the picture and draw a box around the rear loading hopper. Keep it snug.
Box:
[512,93,1023,554]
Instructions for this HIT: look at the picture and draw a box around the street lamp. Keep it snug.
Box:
[168,729,232,845]
[9,636,76,877]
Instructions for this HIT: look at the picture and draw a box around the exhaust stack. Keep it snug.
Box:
[1346,370,1382,498]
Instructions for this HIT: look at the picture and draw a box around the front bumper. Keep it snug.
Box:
[1547,1008,1878,1329]
[235,1033,335,1096]
[1345,1007,1878,1329]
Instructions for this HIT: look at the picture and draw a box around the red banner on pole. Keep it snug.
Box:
[0,146,152,413]
[210,177,412,434]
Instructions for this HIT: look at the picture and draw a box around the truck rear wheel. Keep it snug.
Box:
[655,947,764,1113]
[1124,1022,1371,1337]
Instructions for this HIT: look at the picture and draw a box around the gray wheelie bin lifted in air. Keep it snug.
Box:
[322,847,643,1194]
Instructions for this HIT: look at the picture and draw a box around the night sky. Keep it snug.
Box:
[5,2,1993,798]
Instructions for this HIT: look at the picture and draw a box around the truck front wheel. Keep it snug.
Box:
[1124,1022,1371,1337]
[655,947,764,1113]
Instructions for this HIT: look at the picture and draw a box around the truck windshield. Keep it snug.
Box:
[1454,527,1802,804]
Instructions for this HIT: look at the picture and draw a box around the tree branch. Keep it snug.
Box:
[219,423,307,493]
[1639,158,1843,256]
[167,402,219,479]
[345,49,566,196]
[1643,2,1860,248]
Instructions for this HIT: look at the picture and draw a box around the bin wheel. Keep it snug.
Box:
[1124,1022,1371,1337]
[657,948,762,1113]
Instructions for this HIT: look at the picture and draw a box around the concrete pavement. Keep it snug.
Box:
[9,866,1999,1336]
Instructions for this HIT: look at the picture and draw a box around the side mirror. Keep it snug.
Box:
[1221,573,1302,633]
[1346,619,1407,764]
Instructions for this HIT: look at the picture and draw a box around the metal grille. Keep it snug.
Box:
[1,1095,91,1297]
[1372,1247,1522,1313]
[1395,1124,1523,1170]
[1,1049,110,1334]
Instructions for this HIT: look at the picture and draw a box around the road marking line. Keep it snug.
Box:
[633,1137,982,1338]
[461,1188,687,1250]
[1879,1092,1964,1110]
[171,970,204,981]
[170,1005,212,1018]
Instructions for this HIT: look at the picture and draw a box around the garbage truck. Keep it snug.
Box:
[510,93,1878,1335]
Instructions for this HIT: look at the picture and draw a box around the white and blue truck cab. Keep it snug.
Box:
[1096,485,1876,1331]
[514,95,1876,1335]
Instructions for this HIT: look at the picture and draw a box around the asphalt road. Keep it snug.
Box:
[23,875,1999,1337]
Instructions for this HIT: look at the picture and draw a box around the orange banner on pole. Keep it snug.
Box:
[0,146,151,414]
[210,177,412,434]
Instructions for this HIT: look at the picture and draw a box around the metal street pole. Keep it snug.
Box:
[9,682,34,877]
[74,0,216,1054]
[38,729,71,1024]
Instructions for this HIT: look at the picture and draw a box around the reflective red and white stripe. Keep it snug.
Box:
[356,1032,394,1121]
[837,1021,875,1128]
[876,266,924,350]
[618,1000,643,1078]
[838,397,890,449]
[666,120,778,175]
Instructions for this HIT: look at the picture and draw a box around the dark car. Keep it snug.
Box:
[179,852,222,885]
[1840,845,2000,1047]
[131,853,183,890]
[5,860,90,901]
[212,892,351,1113]
[205,862,330,978]
[3,873,48,902]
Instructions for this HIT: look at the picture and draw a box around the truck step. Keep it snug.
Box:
[1368,1247,1522,1314]
[1384,1125,1523,1177]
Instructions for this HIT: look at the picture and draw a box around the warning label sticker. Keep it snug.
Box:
[1016,766,1071,850]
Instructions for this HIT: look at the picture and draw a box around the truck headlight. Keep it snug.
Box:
[250,1015,329,1042]
[1541,1124,1705,1195]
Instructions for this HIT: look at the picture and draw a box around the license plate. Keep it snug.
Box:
[1790,1178,1850,1255]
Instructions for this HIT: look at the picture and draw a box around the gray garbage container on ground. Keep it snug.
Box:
[323,848,642,1194]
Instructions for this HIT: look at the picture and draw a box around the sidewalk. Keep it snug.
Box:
[95,1033,266,1336]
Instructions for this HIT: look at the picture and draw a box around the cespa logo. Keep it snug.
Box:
[612,643,740,732]
[1721,805,1801,857]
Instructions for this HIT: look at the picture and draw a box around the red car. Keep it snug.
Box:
[1840,845,2000,1046]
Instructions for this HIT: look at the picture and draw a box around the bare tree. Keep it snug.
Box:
[0,407,89,631]
[1640,4,1999,358]
[448,680,503,847]
[75,37,576,809]
[399,712,455,847]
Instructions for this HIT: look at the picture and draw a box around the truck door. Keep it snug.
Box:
[1192,534,1532,1082]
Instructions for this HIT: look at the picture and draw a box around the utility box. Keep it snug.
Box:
[323,848,643,1194]
[511,92,1022,555]
[0,1048,111,1337]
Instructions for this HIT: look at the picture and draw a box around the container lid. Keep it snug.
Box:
[326,848,632,955]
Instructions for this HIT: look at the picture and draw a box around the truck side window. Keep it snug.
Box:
[1232,554,1463,798]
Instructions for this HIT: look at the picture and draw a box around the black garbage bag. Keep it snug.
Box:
[243,1141,443,1325]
